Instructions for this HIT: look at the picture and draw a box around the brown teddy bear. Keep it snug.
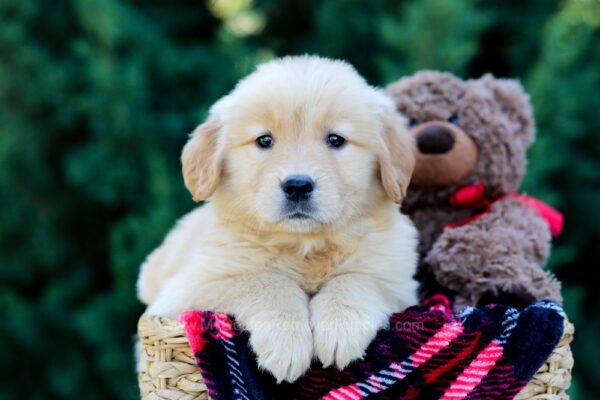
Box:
[386,71,563,311]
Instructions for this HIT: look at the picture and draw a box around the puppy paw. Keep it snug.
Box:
[246,312,313,383]
[311,298,384,370]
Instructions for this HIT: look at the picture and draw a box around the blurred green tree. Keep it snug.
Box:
[524,0,600,397]
[0,0,598,398]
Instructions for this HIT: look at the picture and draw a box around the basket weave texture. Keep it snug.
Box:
[137,314,574,400]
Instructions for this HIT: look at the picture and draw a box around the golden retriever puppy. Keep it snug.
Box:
[138,55,418,382]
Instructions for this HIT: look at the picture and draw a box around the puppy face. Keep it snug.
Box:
[182,56,414,234]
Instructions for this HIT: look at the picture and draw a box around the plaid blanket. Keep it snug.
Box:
[179,296,564,400]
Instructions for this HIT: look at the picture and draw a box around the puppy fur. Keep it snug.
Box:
[138,56,418,382]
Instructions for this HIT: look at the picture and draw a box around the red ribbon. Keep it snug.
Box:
[446,183,564,238]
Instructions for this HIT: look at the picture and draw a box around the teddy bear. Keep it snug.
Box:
[385,71,563,311]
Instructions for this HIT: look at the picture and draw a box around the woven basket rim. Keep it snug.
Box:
[138,312,574,400]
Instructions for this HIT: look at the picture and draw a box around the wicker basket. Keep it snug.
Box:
[137,314,574,400]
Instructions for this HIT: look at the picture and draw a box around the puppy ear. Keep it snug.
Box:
[378,107,416,203]
[181,116,223,202]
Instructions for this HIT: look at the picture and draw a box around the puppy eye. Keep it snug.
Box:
[448,114,459,125]
[256,134,274,149]
[409,118,419,127]
[326,133,346,148]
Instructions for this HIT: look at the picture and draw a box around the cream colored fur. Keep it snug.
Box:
[138,56,418,383]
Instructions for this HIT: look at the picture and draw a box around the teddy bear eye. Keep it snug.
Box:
[448,114,459,125]
[409,118,420,127]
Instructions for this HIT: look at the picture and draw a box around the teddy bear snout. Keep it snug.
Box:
[409,121,478,187]
[415,123,455,154]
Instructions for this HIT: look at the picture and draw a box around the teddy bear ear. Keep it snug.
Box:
[480,74,535,147]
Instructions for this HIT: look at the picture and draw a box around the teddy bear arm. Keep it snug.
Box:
[490,198,555,264]
[425,199,561,308]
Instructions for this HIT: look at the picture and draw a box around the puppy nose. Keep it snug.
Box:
[281,175,314,202]
[416,124,455,154]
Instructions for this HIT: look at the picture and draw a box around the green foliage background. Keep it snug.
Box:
[1,0,599,398]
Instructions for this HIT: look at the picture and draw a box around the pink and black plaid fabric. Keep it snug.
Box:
[179,296,564,400]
